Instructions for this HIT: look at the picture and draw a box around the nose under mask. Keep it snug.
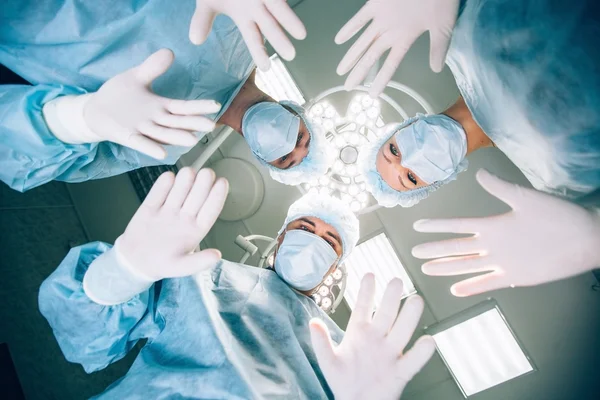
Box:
[242,102,300,162]
[274,229,338,291]
[395,115,467,184]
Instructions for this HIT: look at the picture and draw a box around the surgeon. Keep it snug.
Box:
[38,167,436,399]
[341,0,600,297]
[0,0,330,192]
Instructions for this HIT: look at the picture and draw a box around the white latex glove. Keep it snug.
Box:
[335,0,459,97]
[83,168,228,305]
[310,274,436,400]
[412,169,600,297]
[43,49,221,160]
[189,0,307,71]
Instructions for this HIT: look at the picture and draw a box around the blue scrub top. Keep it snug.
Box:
[0,0,254,192]
[39,242,343,399]
[447,0,600,199]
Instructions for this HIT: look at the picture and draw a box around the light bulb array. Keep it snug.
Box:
[311,265,346,312]
[307,101,342,133]
[305,95,385,213]
[346,94,381,129]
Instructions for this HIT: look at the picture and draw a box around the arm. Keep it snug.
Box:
[38,242,163,373]
[1,50,222,192]
[0,83,174,192]
[39,168,228,372]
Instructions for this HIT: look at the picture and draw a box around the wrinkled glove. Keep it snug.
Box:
[189,0,307,70]
[83,167,228,305]
[413,169,600,297]
[336,0,459,97]
[310,274,436,400]
[43,49,221,160]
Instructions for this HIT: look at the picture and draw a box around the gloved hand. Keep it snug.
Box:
[310,274,436,400]
[83,168,228,305]
[118,167,228,281]
[335,0,460,97]
[412,169,600,297]
[43,49,221,160]
[189,0,307,71]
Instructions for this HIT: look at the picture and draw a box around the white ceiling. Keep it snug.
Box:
[188,0,600,399]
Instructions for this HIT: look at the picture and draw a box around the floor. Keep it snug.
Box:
[0,181,139,400]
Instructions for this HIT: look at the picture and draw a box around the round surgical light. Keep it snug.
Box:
[324,275,334,286]
[321,297,332,310]
[340,146,359,165]
[318,285,330,296]
[361,96,374,108]
[332,269,343,280]
[312,104,324,116]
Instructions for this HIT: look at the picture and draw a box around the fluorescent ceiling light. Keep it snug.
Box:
[343,233,416,309]
[255,54,305,105]
[434,308,534,397]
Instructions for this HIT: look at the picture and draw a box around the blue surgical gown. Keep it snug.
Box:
[447,0,600,199]
[39,242,343,399]
[0,0,254,192]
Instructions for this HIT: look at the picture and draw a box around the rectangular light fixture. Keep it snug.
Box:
[255,54,305,105]
[432,305,534,397]
[343,232,416,309]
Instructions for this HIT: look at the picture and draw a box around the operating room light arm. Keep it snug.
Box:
[336,0,459,97]
[189,0,307,71]
[412,169,600,297]
[310,274,436,400]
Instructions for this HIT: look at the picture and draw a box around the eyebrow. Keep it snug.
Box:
[304,132,311,149]
[325,231,341,246]
[398,175,408,189]
[299,218,315,227]
[284,159,296,169]
[382,148,391,164]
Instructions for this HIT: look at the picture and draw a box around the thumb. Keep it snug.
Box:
[475,169,528,210]
[170,248,222,278]
[309,319,337,378]
[397,335,436,382]
[133,48,175,85]
[428,29,452,73]
[189,3,218,45]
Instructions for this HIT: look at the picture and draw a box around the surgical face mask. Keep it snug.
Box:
[242,102,300,162]
[395,115,467,184]
[274,230,338,291]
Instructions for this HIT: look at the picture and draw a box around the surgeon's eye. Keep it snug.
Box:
[389,143,399,157]
[296,133,303,145]
[408,171,417,185]
[300,225,312,232]
[325,239,335,249]
[279,154,288,163]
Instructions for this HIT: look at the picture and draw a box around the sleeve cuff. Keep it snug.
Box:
[83,237,155,306]
[42,94,101,144]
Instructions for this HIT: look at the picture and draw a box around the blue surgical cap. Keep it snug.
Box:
[242,102,300,162]
[251,101,334,186]
[358,114,468,208]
